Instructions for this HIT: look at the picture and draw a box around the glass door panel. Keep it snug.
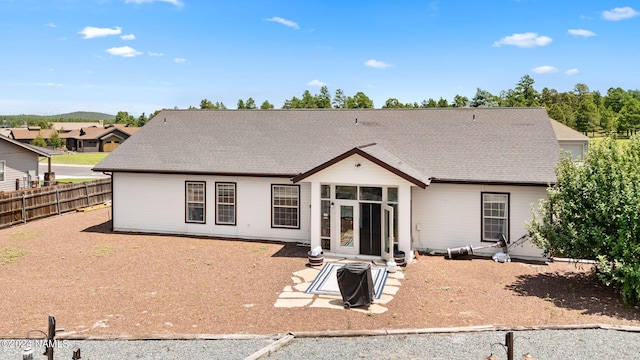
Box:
[334,201,358,255]
[382,204,394,260]
[340,205,354,247]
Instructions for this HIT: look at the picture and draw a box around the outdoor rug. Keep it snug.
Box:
[305,262,388,299]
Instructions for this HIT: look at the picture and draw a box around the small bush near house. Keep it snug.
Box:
[528,136,640,305]
[47,131,64,148]
[30,134,47,148]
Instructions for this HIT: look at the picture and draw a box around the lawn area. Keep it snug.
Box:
[40,152,109,165]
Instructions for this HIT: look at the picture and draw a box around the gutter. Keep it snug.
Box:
[428,177,553,187]
[90,168,297,179]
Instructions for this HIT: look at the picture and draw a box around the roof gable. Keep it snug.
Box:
[94,108,560,184]
[292,144,429,188]
[0,135,53,157]
[550,119,590,141]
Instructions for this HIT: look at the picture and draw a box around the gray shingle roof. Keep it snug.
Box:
[93,108,561,184]
[550,118,590,141]
[0,135,60,157]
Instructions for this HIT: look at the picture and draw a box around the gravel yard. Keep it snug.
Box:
[0,207,638,358]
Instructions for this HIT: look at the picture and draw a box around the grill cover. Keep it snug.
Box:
[336,262,374,308]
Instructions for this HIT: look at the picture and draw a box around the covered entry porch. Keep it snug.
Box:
[319,185,399,260]
[293,145,429,265]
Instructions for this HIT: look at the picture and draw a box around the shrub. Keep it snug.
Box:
[528,137,640,305]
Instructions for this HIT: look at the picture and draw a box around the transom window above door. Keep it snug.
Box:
[359,187,382,201]
[335,185,357,200]
[331,185,396,203]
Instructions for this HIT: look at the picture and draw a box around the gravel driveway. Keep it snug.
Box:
[1,328,639,359]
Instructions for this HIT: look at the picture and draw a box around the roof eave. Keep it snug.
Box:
[429,177,553,187]
[91,168,296,178]
[0,135,53,157]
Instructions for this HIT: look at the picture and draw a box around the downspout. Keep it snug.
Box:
[106,172,114,231]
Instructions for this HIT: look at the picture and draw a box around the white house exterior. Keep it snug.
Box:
[95,108,589,263]
[550,119,590,160]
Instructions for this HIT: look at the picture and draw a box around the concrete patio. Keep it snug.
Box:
[274,258,404,314]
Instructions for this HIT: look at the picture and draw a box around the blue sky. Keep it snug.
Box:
[1,0,639,116]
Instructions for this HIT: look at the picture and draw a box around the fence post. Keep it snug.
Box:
[85,182,91,207]
[505,331,514,360]
[45,315,55,360]
[56,188,61,215]
[22,193,26,224]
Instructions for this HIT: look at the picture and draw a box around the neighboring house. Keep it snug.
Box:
[8,123,138,153]
[0,135,55,192]
[51,121,104,132]
[550,119,590,160]
[9,127,59,144]
[63,124,140,153]
[94,108,589,263]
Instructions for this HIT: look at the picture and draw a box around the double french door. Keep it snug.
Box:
[332,201,393,259]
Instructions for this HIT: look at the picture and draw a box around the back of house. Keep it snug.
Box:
[94,108,587,263]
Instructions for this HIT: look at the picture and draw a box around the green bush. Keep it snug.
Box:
[528,136,640,305]
[30,134,47,147]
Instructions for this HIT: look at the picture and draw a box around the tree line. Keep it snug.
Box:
[194,75,640,136]
[4,74,639,136]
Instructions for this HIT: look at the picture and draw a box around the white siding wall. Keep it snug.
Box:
[111,161,550,260]
[112,173,310,242]
[411,183,547,260]
[0,141,39,192]
[559,141,587,160]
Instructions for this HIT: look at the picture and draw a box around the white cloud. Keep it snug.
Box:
[602,7,639,21]
[365,59,391,69]
[566,68,580,75]
[568,29,596,37]
[266,17,299,30]
[124,0,183,6]
[174,58,186,63]
[45,23,56,28]
[307,79,326,87]
[121,34,136,40]
[148,51,164,56]
[531,66,558,74]
[79,26,122,39]
[106,46,142,57]
[492,32,552,48]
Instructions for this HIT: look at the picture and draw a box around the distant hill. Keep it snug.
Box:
[0,111,115,127]
[0,111,115,120]
[54,111,116,120]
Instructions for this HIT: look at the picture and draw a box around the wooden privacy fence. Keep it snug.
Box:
[0,178,111,229]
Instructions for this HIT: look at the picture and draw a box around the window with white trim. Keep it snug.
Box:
[272,185,299,228]
[0,161,4,182]
[216,182,236,225]
[186,181,205,223]
[482,192,509,242]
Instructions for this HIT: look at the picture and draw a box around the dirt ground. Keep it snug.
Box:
[0,207,638,338]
